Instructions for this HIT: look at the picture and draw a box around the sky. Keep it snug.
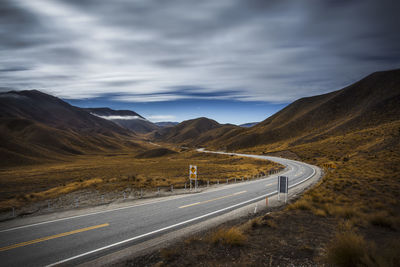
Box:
[0,0,399,124]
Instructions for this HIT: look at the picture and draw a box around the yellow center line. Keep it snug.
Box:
[179,191,247,209]
[0,223,109,252]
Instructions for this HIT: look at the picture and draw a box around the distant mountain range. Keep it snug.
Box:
[1,69,399,166]
[149,69,400,150]
[85,107,160,134]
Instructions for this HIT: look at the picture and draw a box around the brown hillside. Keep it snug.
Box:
[0,91,141,167]
[152,117,234,145]
[128,70,400,267]
[0,90,131,136]
[213,69,400,150]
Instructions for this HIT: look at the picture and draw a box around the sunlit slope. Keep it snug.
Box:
[211,69,400,150]
[0,90,141,167]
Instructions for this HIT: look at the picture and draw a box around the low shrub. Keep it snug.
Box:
[287,199,312,211]
[312,208,327,217]
[209,227,247,246]
[327,231,368,267]
[369,213,395,230]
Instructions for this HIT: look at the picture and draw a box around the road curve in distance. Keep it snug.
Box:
[0,150,321,267]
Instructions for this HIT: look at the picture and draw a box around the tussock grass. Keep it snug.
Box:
[287,199,312,211]
[209,227,247,246]
[328,229,400,267]
[327,231,369,267]
[264,219,278,229]
[313,208,327,217]
[239,121,400,265]
[369,212,396,230]
[0,150,282,211]
[32,178,103,200]
[240,217,262,232]
[362,240,400,267]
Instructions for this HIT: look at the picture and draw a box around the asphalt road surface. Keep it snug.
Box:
[0,151,319,267]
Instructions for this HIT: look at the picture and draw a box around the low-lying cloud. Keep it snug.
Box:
[92,114,146,121]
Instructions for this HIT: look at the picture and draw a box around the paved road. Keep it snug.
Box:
[0,151,319,267]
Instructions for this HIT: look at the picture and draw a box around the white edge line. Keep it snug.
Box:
[46,192,276,267]
[46,162,319,267]
[0,169,282,233]
[0,175,279,233]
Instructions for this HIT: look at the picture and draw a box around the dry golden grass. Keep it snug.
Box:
[287,199,313,211]
[327,228,400,267]
[0,149,282,211]
[247,121,400,224]
[208,226,247,246]
[327,230,369,267]
[238,120,400,265]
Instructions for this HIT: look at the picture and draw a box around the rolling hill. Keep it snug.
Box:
[0,90,141,167]
[137,71,400,267]
[85,107,160,134]
[208,69,400,150]
[151,117,241,146]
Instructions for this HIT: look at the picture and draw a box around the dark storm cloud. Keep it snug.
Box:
[110,87,246,102]
[0,66,30,72]
[0,0,399,100]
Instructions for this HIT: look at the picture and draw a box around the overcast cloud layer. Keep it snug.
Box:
[0,0,399,103]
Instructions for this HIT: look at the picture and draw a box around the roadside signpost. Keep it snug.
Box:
[278,176,289,203]
[189,165,197,192]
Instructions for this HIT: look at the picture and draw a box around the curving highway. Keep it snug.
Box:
[0,151,320,267]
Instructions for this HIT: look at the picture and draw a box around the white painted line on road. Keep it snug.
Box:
[289,166,316,189]
[46,164,318,267]
[0,176,277,233]
[46,191,276,267]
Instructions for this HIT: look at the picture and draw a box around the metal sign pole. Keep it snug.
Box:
[189,165,192,191]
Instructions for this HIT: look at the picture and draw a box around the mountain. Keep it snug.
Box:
[239,122,259,128]
[85,107,159,134]
[151,117,240,146]
[0,90,131,136]
[0,90,140,167]
[155,121,179,128]
[210,69,400,150]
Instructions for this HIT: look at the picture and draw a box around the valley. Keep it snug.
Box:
[0,69,399,266]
